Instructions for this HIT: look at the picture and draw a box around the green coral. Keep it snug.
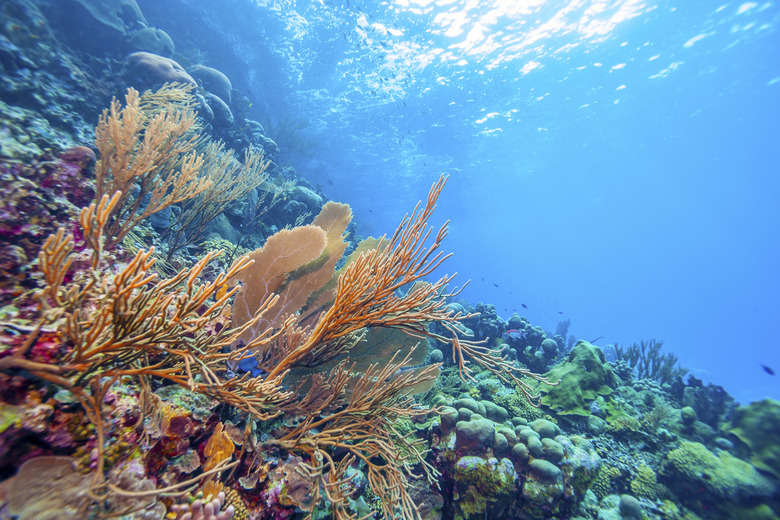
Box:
[0,405,22,434]
[198,237,249,257]
[539,342,617,417]
[665,441,776,501]
[630,463,659,499]
[592,464,621,499]
[659,500,702,520]
[494,390,546,422]
[725,504,779,520]
[727,399,780,481]
[452,456,516,520]
[392,419,430,461]
[605,398,655,438]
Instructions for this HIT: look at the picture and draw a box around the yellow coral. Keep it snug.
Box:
[630,463,659,499]
[203,423,235,472]
[494,390,547,422]
[607,414,641,434]
[592,464,621,499]
[224,488,248,520]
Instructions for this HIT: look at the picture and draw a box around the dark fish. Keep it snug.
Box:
[761,364,775,375]
[521,303,527,309]
[590,336,604,343]
[237,353,267,378]
[558,311,564,314]
[481,277,484,282]
[493,283,499,288]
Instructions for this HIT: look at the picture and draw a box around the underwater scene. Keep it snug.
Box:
[0,0,778,519]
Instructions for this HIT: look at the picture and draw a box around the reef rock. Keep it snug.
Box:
[452,456,517,520]
[8,456,91,519]
[126,27,175,57]
[124,51,196,90]
[189,64,233,104]
[41,0,147,56]
[205,92,234,127]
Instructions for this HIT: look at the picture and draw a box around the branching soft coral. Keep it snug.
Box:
[0,193,292,491]
[94,84,210,249]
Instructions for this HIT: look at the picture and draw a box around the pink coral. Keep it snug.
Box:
[171,491,235,520]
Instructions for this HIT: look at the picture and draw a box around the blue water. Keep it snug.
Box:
[140,0,780,404]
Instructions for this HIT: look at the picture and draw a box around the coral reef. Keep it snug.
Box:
[0,90,553,516]
[0,2,778,520]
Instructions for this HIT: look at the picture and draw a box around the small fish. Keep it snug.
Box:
[237,353,267,378]
[521,303,527,309]
[558,311,564,314]
[590,336,604,343]
[761,364,775,376]
[493,283,499,288]
[504,329,525,340]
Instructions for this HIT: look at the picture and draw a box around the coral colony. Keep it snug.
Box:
[0,2,778,520]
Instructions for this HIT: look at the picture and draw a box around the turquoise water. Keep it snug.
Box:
[140,0,780,404]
